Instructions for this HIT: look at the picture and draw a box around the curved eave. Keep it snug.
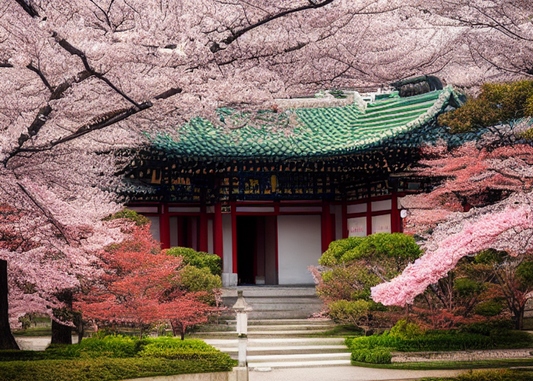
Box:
[149,86,459,162]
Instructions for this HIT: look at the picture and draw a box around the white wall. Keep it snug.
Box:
[147,216,160,242]
[222,214,233,273]
[277,215,322,285]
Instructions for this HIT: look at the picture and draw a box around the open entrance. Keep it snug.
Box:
[236,216,277,285]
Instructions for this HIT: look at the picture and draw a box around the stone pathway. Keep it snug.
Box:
[248,365,465,381]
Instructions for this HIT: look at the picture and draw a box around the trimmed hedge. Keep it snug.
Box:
[0,336,237,380]
[0,356,236,381]
[345,327,533,364]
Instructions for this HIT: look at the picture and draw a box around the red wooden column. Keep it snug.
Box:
[213,203,224,260]
[159,203,171,249]
[199,205,208,252]
[231,202,238,274]
[321,202,333,252]
[366,200,372,237]
[391,193,400,233]
[342,201,348,238]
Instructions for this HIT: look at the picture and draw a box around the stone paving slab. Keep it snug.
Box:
[248,365,465,381]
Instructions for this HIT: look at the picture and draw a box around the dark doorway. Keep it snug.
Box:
[236,216,277,285]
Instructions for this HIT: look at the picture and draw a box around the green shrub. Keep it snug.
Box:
[0,356,237,381]
[390,319,423,340]
[165,247,221,276]
[473,300,503,317]
[459,320,514,336]
[0,336,236,381]
[103,209,151,226]
[137,338,219,355]
[180,265,222,304]
[453,369,533,381]
[328,300,371,325]
[351,347,392,364]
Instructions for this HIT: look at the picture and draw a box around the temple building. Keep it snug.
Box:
[125,80,463,287]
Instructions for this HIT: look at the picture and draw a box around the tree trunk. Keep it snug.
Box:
[515,307,525,330]
[171,320,185,340]
[51,319,72,345]
[51,291,73,345]
[0,260,19,350]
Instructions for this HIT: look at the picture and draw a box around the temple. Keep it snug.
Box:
[125,81,464,287]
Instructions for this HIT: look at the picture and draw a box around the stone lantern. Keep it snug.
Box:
[232,290,252,367]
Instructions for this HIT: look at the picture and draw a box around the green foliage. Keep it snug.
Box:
[516,261,533,284]
[351,347,392,364]
[103,209,151,226]
[328,300,372,325]
[454,278,486,299]
[437,369,533,381]
[165,247,221,276]
[473,301,503,317]
[389,320,423,340]
[319,234,421,268]
[318,265,380,302]
[438,80,533,133]
[0,356,236,381]
[316,234,420,330]
[344,325,533,364]
[0,336,236,380]
[459,320,514,336]
[474,249,507,265]
[180,265,222,304]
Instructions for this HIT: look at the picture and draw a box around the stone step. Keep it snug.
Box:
[248,359,351,369]
[194,329,332,337]
[247,352,351,363]
[225,318,333,326]
[212,345,349,356]
[247,324,335,331]
[222,287,317,298]
[204,337,346,347]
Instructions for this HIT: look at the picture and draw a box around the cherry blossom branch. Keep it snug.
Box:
[209,0,335,53]
[16,183,71,245]
[7,87,182,159]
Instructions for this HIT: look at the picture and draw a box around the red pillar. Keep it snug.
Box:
[321,202,333,252]
[231,202,238,274]
[213,203,224,260]
[159,203,171,249]
[391,193,400,233]
[366,201,372,236]
[342,201,348,238]
[199,205,208,252]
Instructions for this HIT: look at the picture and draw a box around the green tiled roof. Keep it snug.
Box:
[149,86,460,160]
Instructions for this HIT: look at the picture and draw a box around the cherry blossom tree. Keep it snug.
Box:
[427,0,533,82]
[1,0,532,349]
[372,136,533,328]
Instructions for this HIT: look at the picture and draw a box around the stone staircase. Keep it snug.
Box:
[196,286,352,369]
[221,286,324,320]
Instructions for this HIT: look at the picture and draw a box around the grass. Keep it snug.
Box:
[13,327,53,337]
[351,358,533,370]
[420,369,533,381]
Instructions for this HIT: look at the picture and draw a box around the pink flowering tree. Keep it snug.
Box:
[1,0,532,349]
[372,138,533,328]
